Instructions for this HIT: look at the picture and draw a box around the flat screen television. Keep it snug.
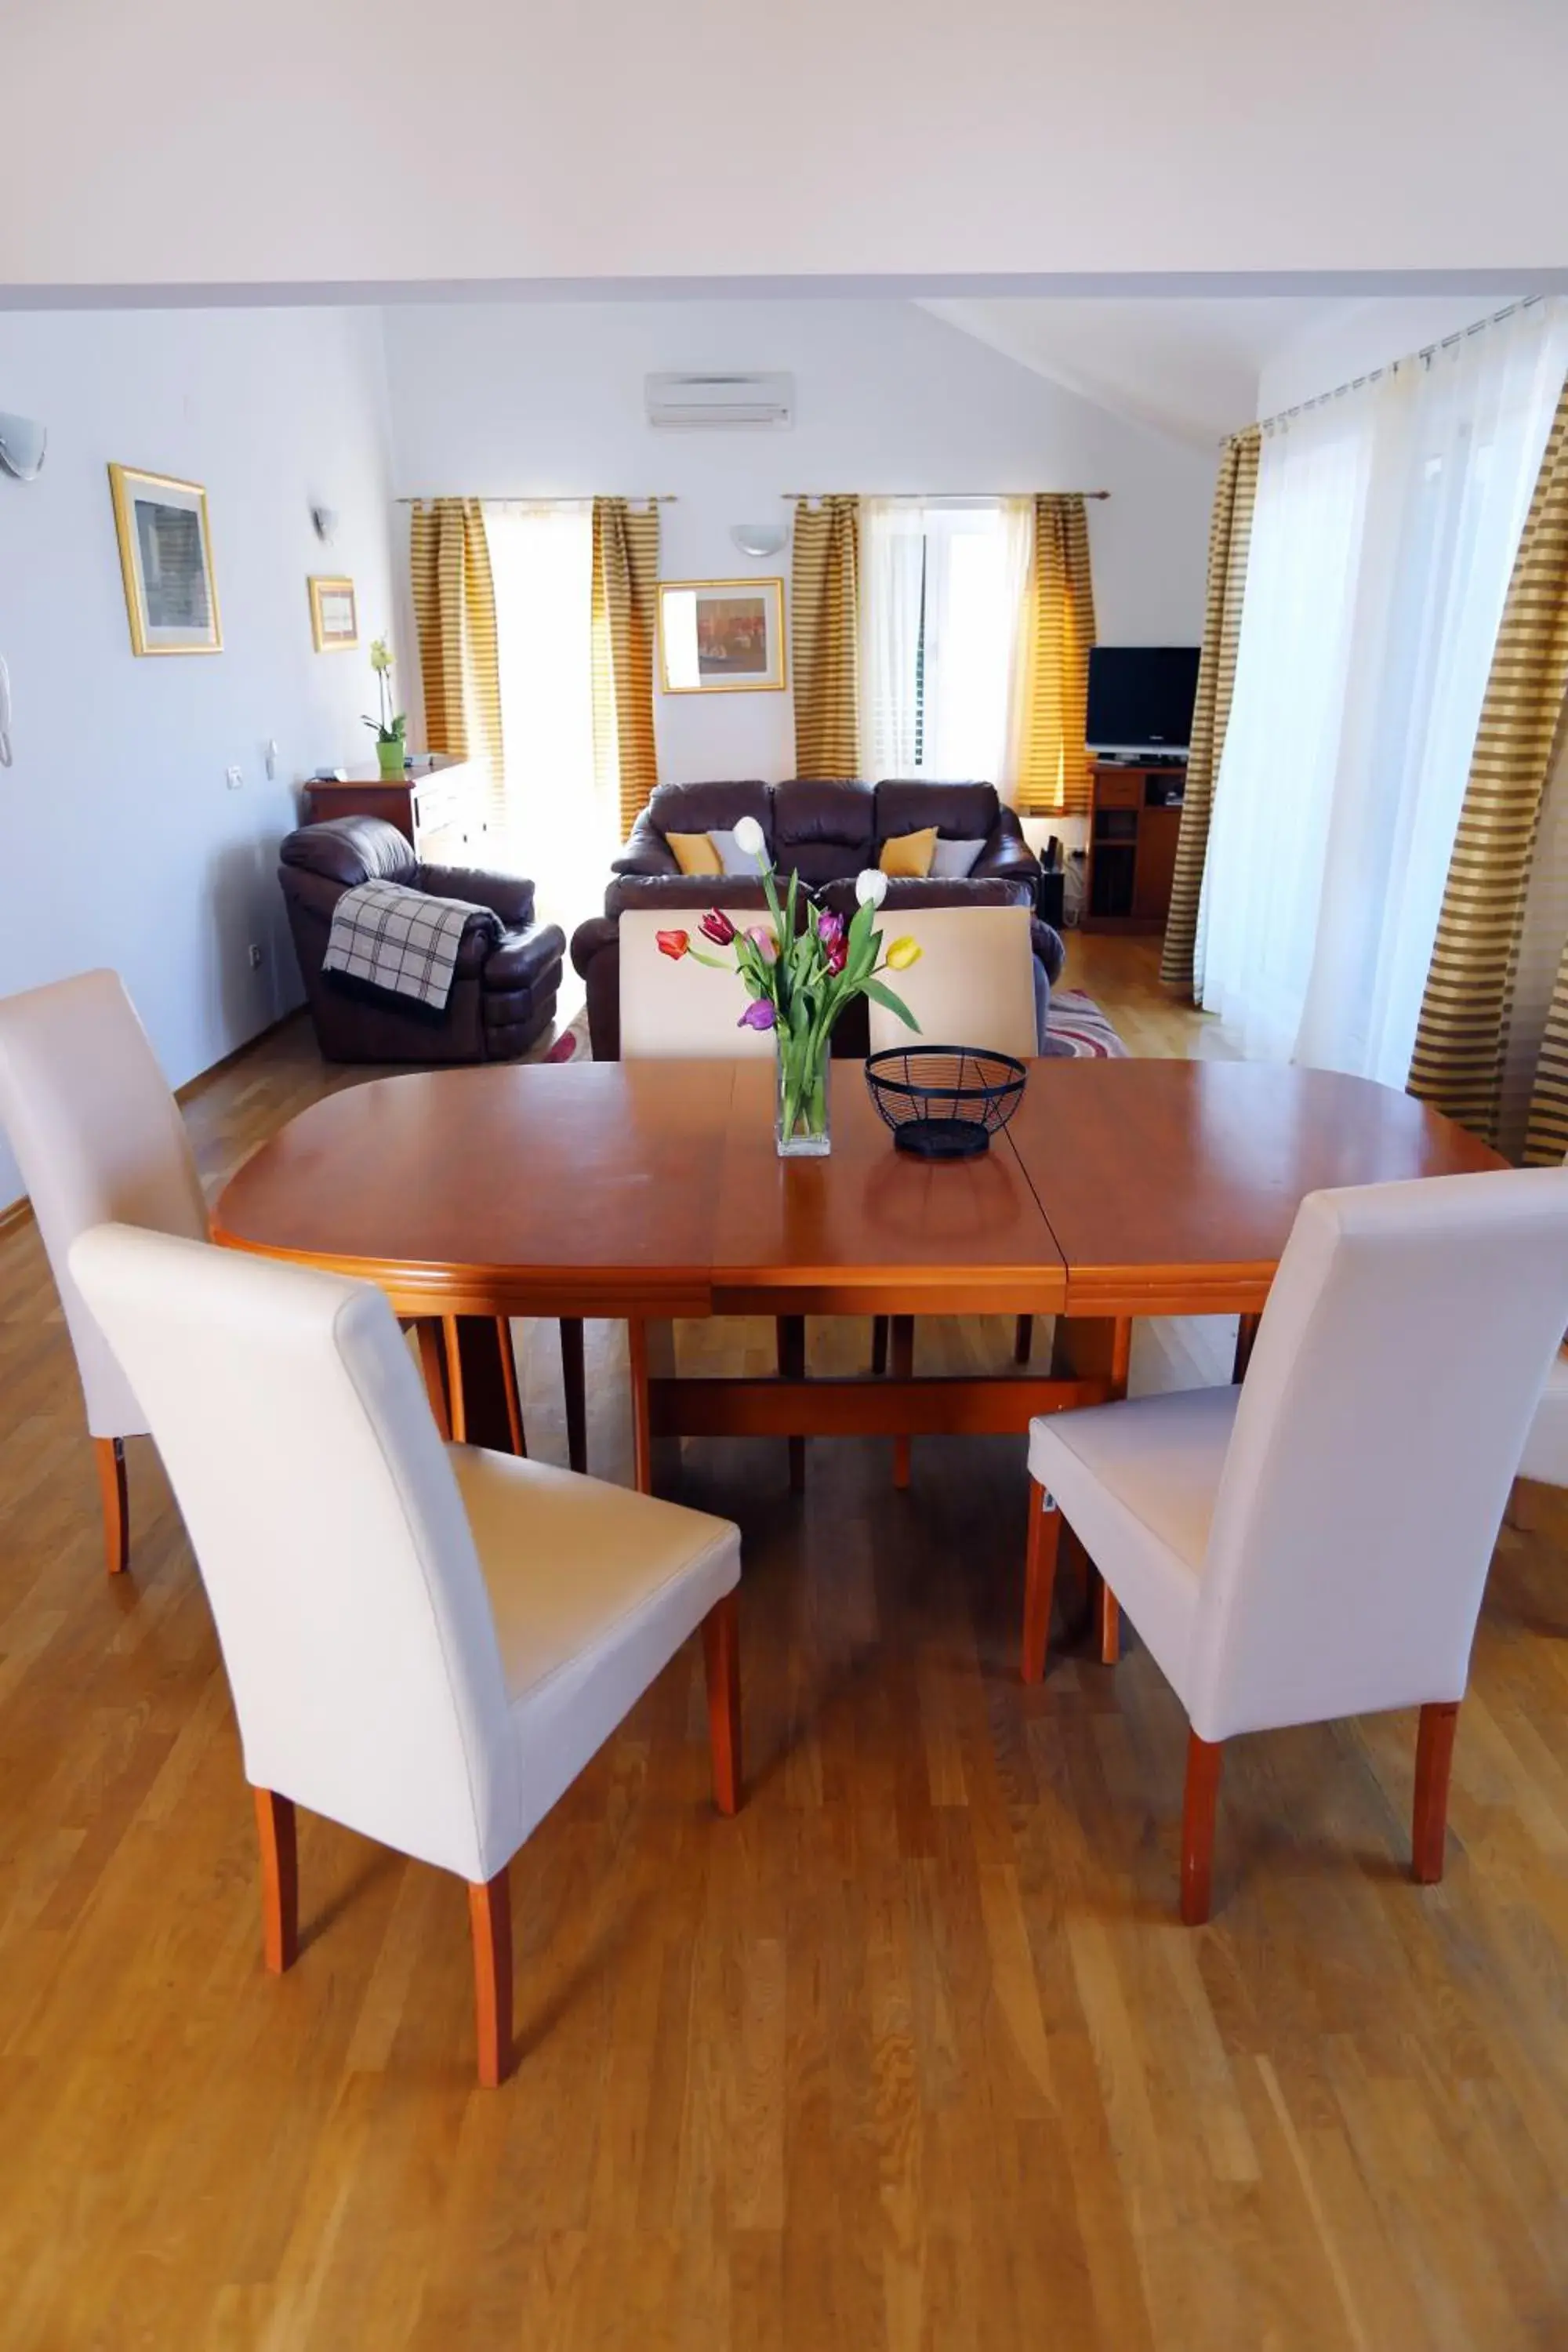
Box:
[1086,646,1200,760]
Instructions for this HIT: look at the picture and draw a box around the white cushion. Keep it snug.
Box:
[451,1446,739,1838]
[1029,1389,1236,1697]
[709,829,760,877]
[929,837,985,879]
[864,904,1038,1060]
[1518,1350,1568,1486]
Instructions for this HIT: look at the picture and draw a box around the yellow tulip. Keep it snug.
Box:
[885,937,921,971]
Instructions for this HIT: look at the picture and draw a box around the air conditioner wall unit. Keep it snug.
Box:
[645,372,794,430]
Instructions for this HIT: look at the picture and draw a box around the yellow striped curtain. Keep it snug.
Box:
[1014,495,1098,818]
[1160,427,1261,996]
[408,499,505,828]
[1410,377,1568,1143]
[790,496,860,773]
[591,499,661,837]
[1526,938,1568,1162]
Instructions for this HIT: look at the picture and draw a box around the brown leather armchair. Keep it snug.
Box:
[571,778,1064,1059]
[280,816,566,1064]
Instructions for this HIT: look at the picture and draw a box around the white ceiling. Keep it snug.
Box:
[923,296,1366,447]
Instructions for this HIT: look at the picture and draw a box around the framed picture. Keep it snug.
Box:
[658,577,786,695]
[107,464,221,656]
[308,575,359,652]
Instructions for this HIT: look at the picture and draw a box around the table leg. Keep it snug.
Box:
[560,1318,587,1474]
[1232,1312,1261,1385]
[415,1320,452,1441]
[629,1319,679,1497]
[442,1316,526,1454]
[891,1317,915,1488]
[777,1316,806,1492]
[1051,1316,1131,1663]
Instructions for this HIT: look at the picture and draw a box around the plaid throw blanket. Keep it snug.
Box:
[322,881,492,1011]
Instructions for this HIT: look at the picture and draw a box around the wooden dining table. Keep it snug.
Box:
[212,1055,1502,1492]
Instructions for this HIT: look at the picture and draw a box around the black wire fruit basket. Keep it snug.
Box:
[864,1047,1028,1159]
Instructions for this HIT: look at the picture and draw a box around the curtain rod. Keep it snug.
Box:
[786,488,1110,502]
[1247,294,1548,441]
[394,493,677,506]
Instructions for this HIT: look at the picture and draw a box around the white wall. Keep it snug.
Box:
[383,299,1216,782]
[4,0,1565,291]
[1256,295,1528,417]
[0,306,400,1207]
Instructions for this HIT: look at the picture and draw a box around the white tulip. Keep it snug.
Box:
[733,815,766,858]
[855,867,888,909]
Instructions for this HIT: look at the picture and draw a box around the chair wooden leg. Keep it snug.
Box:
[415,1321,452,1439]
[702,1590,742,1817]
[891,1316,915,1488]
[1098,1581,1122,1665]
[560,1318,587,1474]
[1232,1312,1261,1385]
[93,1436,129,1576]
[1014,1314,1034,1367]
[467,1867,514,2087]
[870,1316,889,1376]
[1180,1732,1225,1926]
[494,1318,527,1457]
[1022,1480,1062,1685]
[777,1316,806,1491]
[1413,1700,1460,1885]
[253,1788,299,1974]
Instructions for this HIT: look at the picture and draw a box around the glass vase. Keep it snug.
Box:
[775,1032,832,1157]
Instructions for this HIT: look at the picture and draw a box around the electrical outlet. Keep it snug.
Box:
[226,765,243,792]
[247,942,263,970]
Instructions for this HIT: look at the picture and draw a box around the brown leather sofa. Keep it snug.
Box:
[570,779,1065,1059]
[279,815,566,1064]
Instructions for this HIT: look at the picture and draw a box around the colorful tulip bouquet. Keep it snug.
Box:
[655,815,922,1156]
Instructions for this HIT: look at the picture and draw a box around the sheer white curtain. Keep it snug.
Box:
[484,500,610,945]
[1200,300,1568,1078]
[859,498,1032,784]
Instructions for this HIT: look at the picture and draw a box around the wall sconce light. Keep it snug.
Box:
[0,412,47,482]
[731,521,786,560]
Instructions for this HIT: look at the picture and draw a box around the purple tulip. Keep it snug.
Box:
[738,996,777,1032]
[817,909,848,975]
[699,908,737,947]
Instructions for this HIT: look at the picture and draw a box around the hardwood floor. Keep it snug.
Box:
[2,949,1566,2349]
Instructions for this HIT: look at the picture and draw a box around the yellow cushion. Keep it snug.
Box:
[880,826,937,879]
[666,830,724,877]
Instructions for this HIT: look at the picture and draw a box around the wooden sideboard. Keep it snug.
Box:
[299,756,487,866]
[1083,760,1185,934]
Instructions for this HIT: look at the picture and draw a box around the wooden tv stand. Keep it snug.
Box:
[1083,760,1185,934]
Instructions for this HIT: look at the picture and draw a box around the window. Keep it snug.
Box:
[859,499,1032,782]
[485,502,613,945]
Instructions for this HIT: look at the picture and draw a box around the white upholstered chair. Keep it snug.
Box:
[618,907,777,1061]
[863,903,1039,1062]
[1021,1169,1568,1923]
[866,905,1040,1478]
[619,904,803,1483]
[0,970,208,1573]
[69,1223,742,2087]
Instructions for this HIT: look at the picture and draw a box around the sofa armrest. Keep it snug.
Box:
[571,913,619,982]
[971,808,1041,886]
[482,918,566,993]
[1031,918,1066,988]
[417,864,536,927]
[611,811,680,879]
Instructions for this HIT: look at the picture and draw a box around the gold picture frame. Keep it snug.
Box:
[107,463,222,656]
[308,575,359,652]
[658,576,786,695]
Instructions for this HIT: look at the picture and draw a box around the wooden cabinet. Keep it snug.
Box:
[299,757,487,865]
[1083,762,1185,935]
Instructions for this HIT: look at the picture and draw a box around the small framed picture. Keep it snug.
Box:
[658,577,786,695]
[107,464,222,656]
[308,575,359,652]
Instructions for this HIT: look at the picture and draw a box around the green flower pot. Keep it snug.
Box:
[375,737,406,779]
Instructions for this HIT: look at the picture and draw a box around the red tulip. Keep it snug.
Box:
[699,909,737,946]
[818,909,848,975]
[656,929,691,960]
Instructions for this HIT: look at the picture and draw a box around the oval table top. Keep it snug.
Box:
[212,1055,1504,1324]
